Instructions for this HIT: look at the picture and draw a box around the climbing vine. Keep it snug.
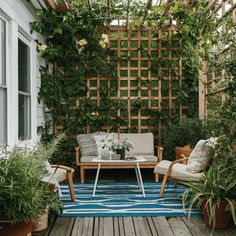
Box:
[31,0,218,163]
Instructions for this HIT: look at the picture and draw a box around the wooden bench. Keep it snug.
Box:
[75,133,163,183]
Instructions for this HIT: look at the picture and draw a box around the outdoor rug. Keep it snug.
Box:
[59,182,200,217]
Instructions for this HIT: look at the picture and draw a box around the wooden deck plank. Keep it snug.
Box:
[147,217,158,236]
[104,217,113,236]
[93,217,99,236]
[99,217,104,236]
[139,217,152,236]
[169,217,193,236]
[123,217,136,236]
[118,217,125,236]
[182,217,210,236]
[132,217,142,236]
[114,217,120,236]
[71,218,84,236]
[152,217,175,236]
[49,217,75,236]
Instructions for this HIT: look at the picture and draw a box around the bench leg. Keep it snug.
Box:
[80,166,85,184]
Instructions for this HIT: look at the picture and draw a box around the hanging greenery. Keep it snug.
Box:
[31,0,220,163]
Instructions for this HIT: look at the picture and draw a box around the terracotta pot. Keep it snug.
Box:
[0,214,32,236]
[175,145,192,160]
[202,201,233,228]
[32,208,48,232]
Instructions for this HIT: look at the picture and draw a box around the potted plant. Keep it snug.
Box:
[161,117,205,160]
[182,136,236,229]
[102,134,133,160]
[0,137,62,236]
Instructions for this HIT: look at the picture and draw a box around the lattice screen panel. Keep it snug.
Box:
[71,26,185,140]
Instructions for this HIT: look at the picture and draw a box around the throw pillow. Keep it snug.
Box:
[186,139,212,173]
[92,133,108,156]
[76,134,98,157]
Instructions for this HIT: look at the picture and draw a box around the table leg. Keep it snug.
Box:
[93,163,101,197]
[136,162,145,198]
[135,167,141,189]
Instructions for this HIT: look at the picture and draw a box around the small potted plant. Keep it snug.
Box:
[182,135,236,229]
[103,134,133,160]
[0,136,62,236]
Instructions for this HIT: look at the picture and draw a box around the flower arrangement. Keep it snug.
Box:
[102,134,133,152]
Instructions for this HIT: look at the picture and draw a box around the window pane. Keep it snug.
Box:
[0,88,7,144]
[18,94,31,140]
[0,19,6,86]
[18,40,30,92]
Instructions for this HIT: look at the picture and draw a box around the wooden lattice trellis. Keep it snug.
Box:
[69,26,186,140]
[200,0,236,115]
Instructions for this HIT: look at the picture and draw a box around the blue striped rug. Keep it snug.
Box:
[59,182,200,217]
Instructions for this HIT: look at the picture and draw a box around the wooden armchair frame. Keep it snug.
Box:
[157,154,189,198]
[75,145,163,183]
[51,164,75,201]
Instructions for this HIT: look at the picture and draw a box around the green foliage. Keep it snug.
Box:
[182,143,236,228]
[161,117,205,160]
[0,136,63,223]
[30,0,217,164]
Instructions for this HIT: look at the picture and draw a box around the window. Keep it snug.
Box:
[18,38,31,140]
[0,18,7,145]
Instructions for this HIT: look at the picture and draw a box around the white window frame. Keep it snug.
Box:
[18,33,32,141]
[0,15,8,147]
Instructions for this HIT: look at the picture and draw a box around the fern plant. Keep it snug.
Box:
[0,135,63,223]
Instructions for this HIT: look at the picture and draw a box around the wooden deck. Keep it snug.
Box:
[40,216,236,236]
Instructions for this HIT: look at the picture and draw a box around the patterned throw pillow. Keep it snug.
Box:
[186,139,212,173]
[76,134,98,157]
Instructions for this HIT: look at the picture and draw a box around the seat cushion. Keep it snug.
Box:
[51,167,75,183]
[80,155,98,162]
[119,133,154,155]
[136,155,157,162]
[76,134,98,157]
[186,139,212,173]
[154,160,203,182]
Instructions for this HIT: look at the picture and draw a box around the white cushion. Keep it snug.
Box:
[186,139,212,173]
[51,167,75,183]
[154,160,203,182]
[119,133,154,155]
[80,155,98,162]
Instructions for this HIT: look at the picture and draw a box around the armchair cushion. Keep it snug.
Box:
[154,160,203,182]
[76,134,98,157]
[51,167,75,183]
[186,139,211,173]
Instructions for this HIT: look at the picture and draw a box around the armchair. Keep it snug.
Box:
[154,139,212,197]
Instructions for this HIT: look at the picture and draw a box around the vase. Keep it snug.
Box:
[32,208,48,232]
[115,148,125,160]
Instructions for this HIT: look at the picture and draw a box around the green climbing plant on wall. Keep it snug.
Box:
[31,0,219,163]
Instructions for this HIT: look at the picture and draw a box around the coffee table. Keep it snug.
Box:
[92,157,146,197]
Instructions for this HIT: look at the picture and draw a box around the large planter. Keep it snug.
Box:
[202,201,233,229]
[32,208,49,233]
[0,214,32,236]
[175,145,192,160]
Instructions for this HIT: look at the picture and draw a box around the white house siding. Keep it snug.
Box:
[0,0,45,147]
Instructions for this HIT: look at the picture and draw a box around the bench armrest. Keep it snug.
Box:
[155,146,163,162]
[75,146,80,165]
